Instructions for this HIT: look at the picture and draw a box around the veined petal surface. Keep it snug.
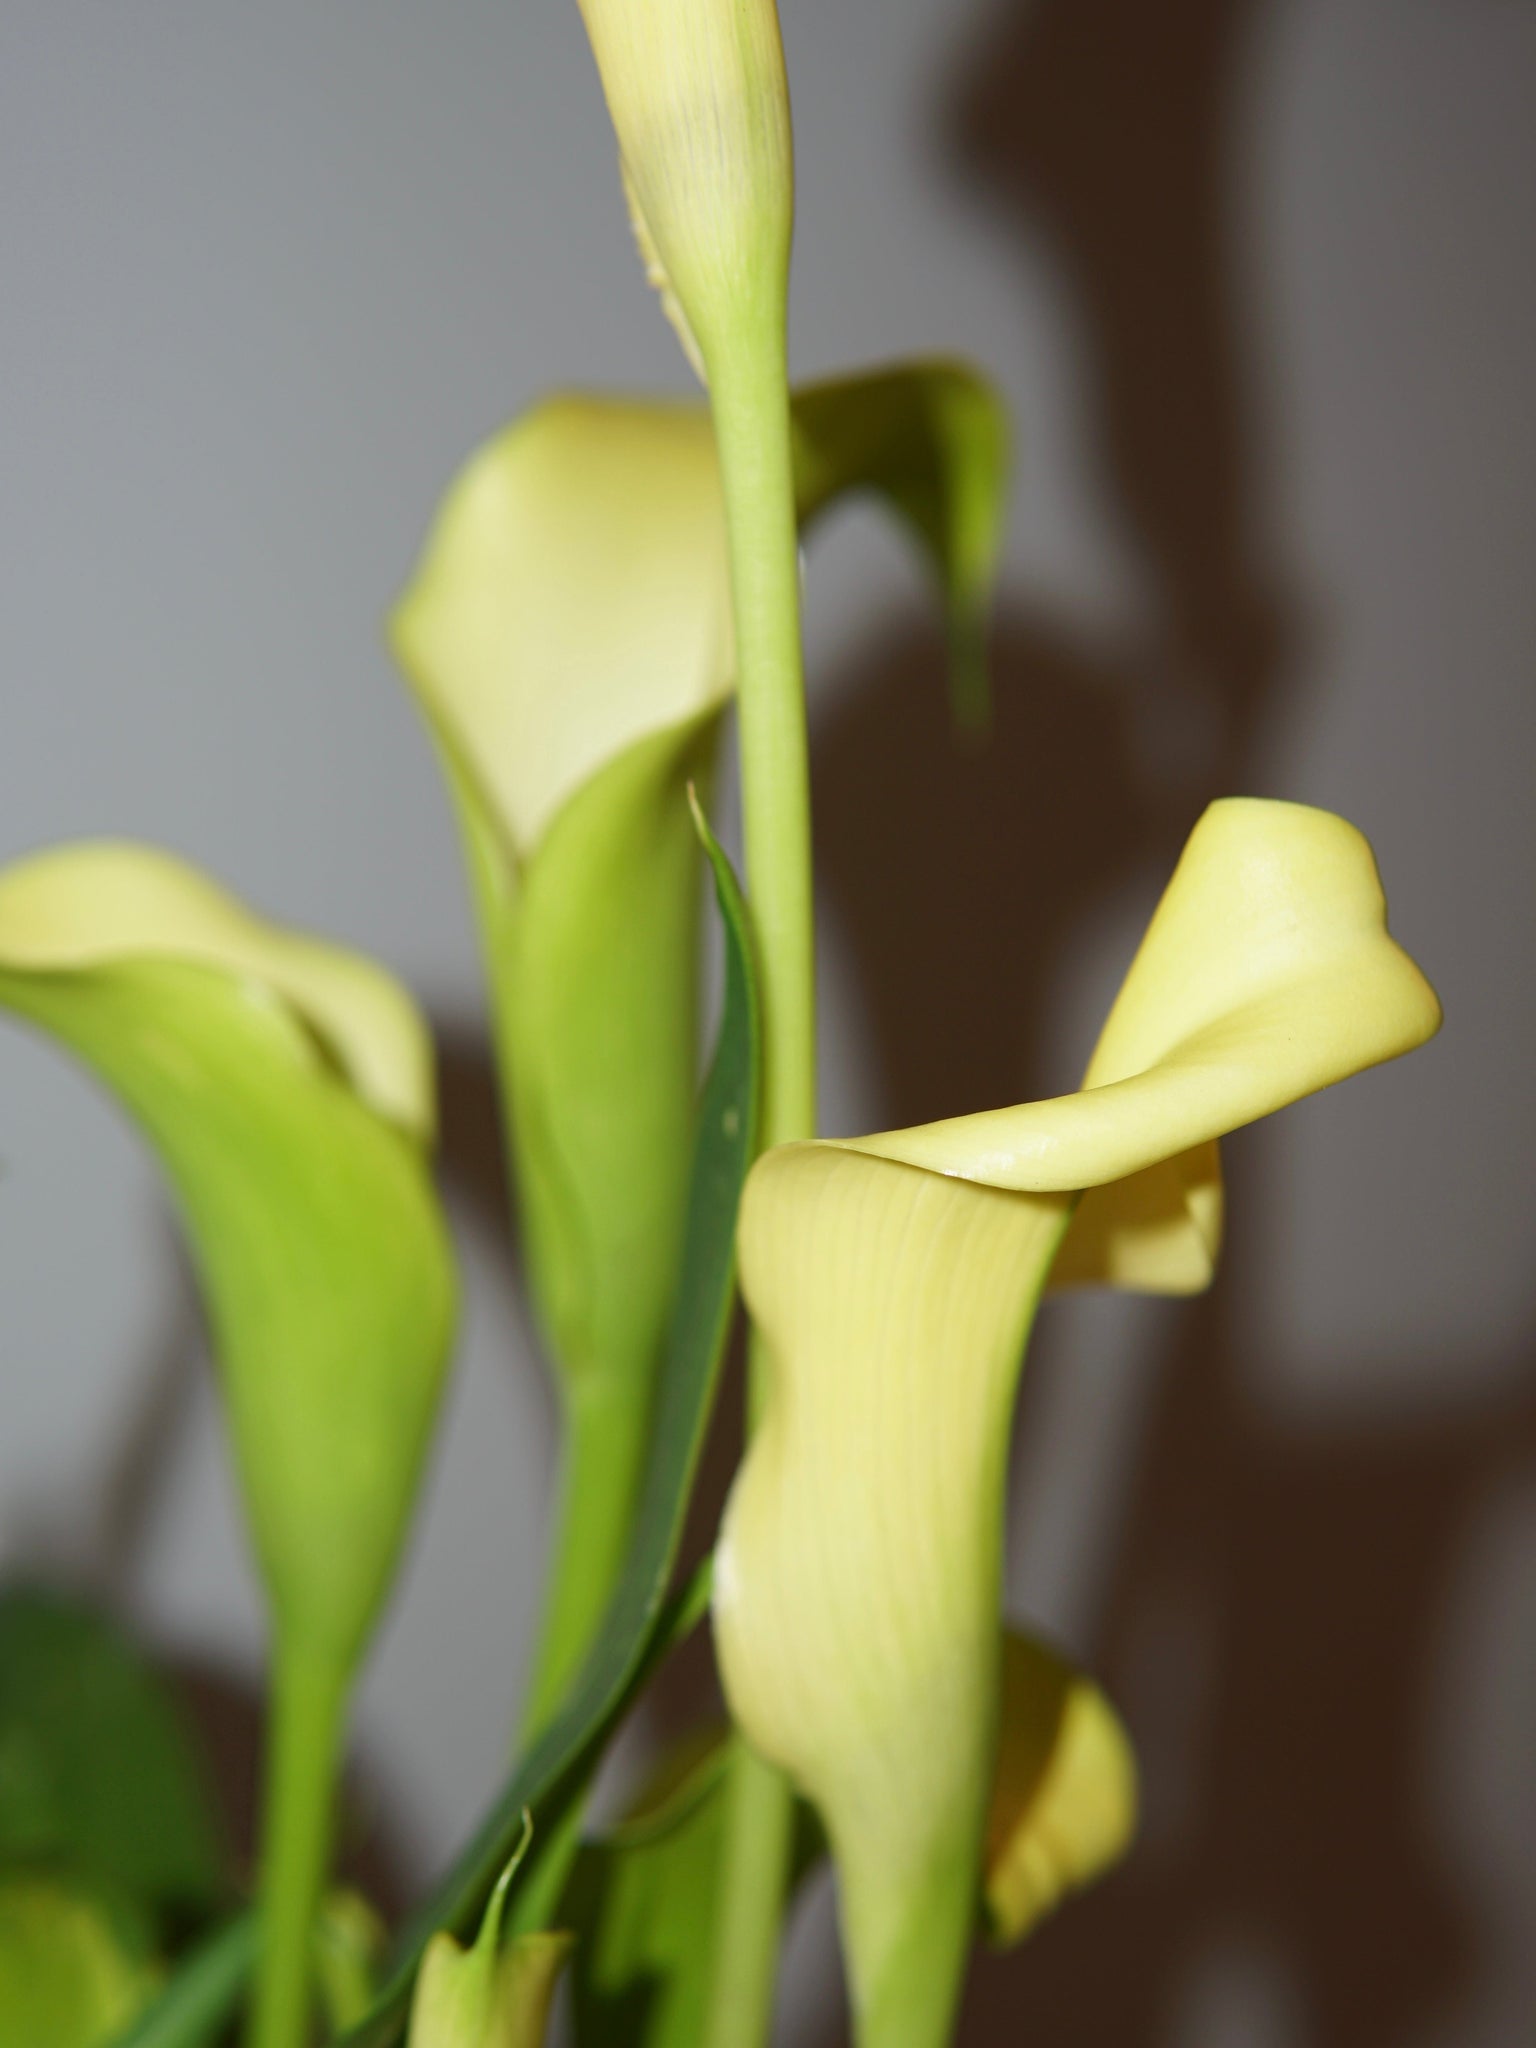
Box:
[715,1144,1073,2037]
[716,797,1439,2041]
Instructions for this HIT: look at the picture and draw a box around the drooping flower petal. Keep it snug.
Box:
[792,362,1009,730]
[714,798,1439,2040]
[984,1633,1137,1945]
[0,843,456,1673]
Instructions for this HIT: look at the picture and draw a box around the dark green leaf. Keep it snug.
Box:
[0,1590,222,1913]
[107,1912,257,2048]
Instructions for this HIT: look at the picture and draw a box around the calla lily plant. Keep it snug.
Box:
[0,2,1442,2047]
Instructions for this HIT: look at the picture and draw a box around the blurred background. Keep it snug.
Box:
[1,2,1533,2042]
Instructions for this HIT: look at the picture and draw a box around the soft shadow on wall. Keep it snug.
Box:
[809,0,1536,2042]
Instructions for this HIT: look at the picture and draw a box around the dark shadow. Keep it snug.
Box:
[800,0,1534,2038]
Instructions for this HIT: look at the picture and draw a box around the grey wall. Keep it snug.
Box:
[2,4,1532,2042]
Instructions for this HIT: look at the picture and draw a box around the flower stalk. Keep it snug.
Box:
[247,1645,348,2048]
[696,300,810,2048]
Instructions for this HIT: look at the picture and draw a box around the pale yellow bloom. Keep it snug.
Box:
[714,798,1440,2035]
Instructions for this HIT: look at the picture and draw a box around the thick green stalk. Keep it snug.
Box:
[246,1643,348,2048]
[700,310,812,2048]
[856,1846,977,2048]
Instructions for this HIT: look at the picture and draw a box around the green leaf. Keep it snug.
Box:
[0,1590,222,1915]
[0,846,457,1676]
[0,1876,161,2048]
[106,1912,257,2048]
[790,361,1010,731]
[562,1730,821,2048]
[335,822,759,2048]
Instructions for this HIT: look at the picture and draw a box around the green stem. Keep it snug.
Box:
[852,1835,978,2048]
[699,313,812,2048]
[709,331,817,1158]
[246,1643,348,2048]
[521,1369,655,1739]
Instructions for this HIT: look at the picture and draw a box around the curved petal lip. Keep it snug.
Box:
[390,396,734,867]
[0,841,434,1140]
[837,798,1441,1196]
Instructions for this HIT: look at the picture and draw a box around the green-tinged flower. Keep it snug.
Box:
[574,0,793,379]
[0,842,457,2048]
[0,843,454,1671]
[408,1839,571,2048]
[713,798,1440,2045]
[393,363,1007,1728]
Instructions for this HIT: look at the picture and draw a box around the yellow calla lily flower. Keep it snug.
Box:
[574,0,794,378]
[713,798,1440,2044]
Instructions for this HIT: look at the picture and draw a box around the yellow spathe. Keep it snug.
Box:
[849,798,1441,1291]
[714,797,1440,2037]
